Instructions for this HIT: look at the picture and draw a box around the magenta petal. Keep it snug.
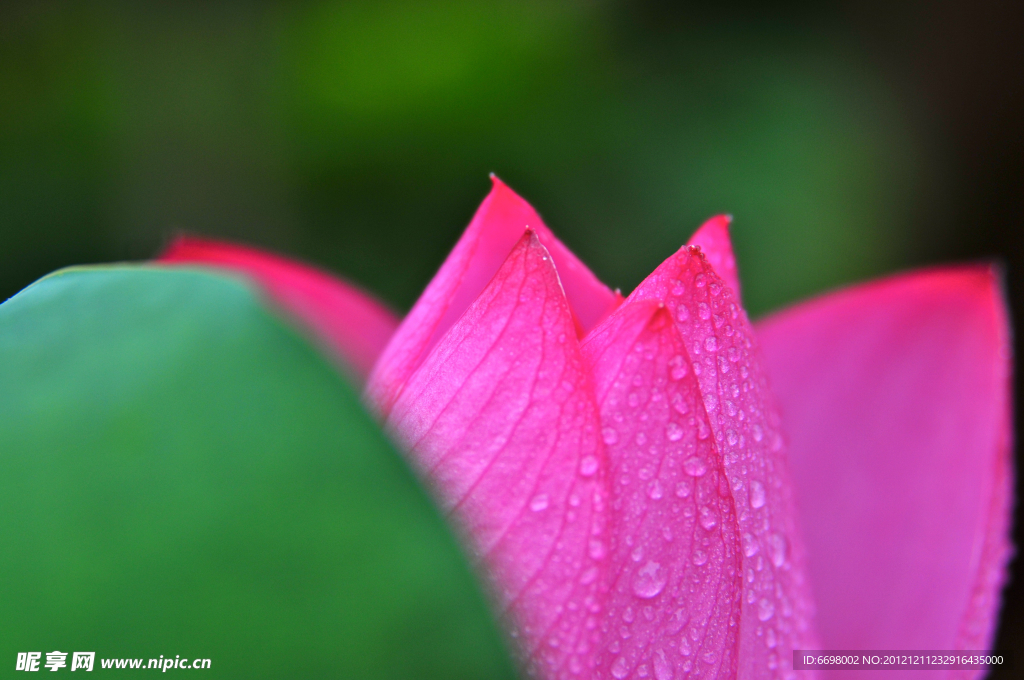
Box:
[687,215,741,303]
[367,176,619,416]
[617,245,819,679]
[756,266,1013,679]
[159,236,399,384]
[386,231,608,678]
[582,300,742,679]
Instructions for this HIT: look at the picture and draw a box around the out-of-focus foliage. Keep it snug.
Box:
[0,266,516,679]
[0,1,941,317]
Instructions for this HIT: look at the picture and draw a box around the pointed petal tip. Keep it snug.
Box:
[685,215,742,300]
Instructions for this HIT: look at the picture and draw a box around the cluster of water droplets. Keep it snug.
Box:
[577,297,744,680]
[621,245,816,680]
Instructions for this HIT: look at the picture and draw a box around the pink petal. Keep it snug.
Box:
[756,266,1012,680]
[159,236,399,385]
[614,244,820,679]
[367,176,620,417]
[687,215,742,302]
[386,231,608,679]
[581,300,742,679]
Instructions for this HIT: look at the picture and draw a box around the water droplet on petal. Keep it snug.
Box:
[742,533,760,557]
[611,656,630,679]
[603,428,620,445]
[683,457,708,477]
[580,455,599,477]
[692,550,708,566]
[632,561,667,598]
[668,355,688,380]
[767,533,787,567]
[749,481,766,509]
[530,494,549,512]
[699,506,718,530]
[653,650,674,680]
[758,598,776,621]
[704,337,717,352]
[665,422,684,442]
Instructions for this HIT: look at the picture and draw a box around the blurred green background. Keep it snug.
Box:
[1,0,1021,668]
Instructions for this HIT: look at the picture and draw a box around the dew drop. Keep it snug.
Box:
[530,494,549,512]
[694,273,706,288]
[668,355,688,380]
[580,566,598,585]
[766,627,778,649]
[699,506,718,530]
[611,656,630,679]
[692,550,708,566]
[749,481,766,509]
[767,533,788,567]
[704,337,718,352]
[671,394,689,415]
[653,650,674,680]
[631,546,644,562]
[696,419,710,440]
[726,429,739,446]
[683,457,708,477]
[603,428,620,445]
[698,303,711,320]
[580,456,599,477]
[589,539,607,560]
[675,480,692,498]
[628,392,640,408]
[680,635,692,656]
[648,481,664,500]
[752,424,763,442]
[758,598,776,621]
[635,432,648,446]
[632,561,668,599]
[702,651,717,664]
[665,422,684,442]
[742,533,760,557]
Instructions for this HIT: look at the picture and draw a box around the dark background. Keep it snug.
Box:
[1,0,1020,670]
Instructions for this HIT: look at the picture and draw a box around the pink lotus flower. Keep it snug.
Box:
[161,177,1013,680]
